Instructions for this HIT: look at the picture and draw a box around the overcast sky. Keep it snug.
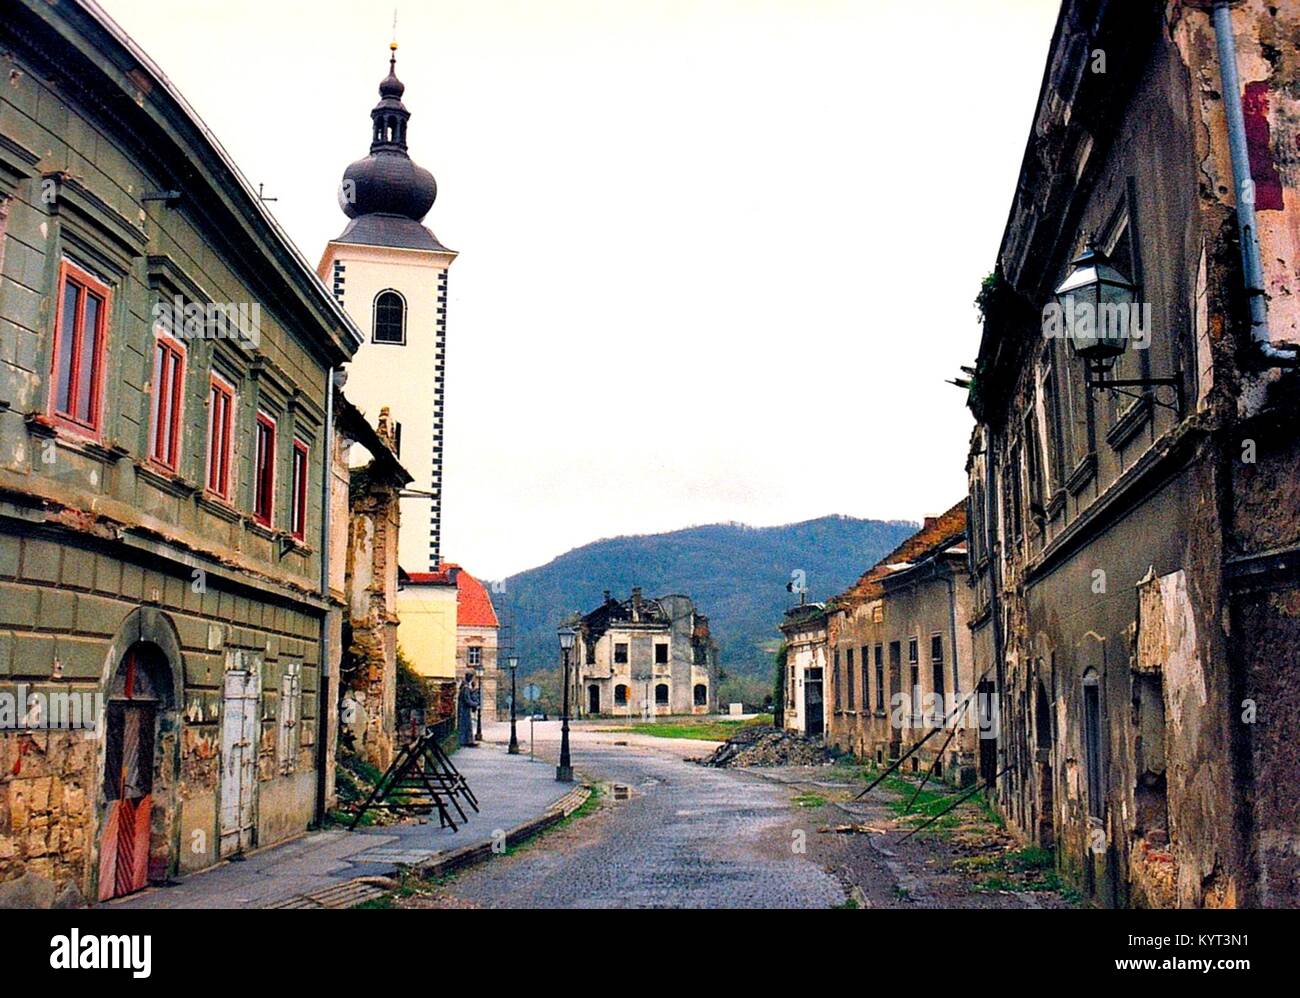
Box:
[99,0,1058,580]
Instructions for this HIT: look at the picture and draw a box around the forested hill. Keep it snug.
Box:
[492,516,917,677]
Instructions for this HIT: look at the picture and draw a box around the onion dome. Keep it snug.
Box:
[338,44,437,222]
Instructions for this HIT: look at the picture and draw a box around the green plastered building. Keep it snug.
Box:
[0,0,362,903]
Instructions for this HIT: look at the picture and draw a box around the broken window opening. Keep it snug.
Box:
[1083,671,1104,820]
[1132,672,1169,843]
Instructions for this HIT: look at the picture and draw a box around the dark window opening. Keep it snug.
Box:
[931,635,944,723]
[206,376,234,498]
[372,289,406,344]
[614,684,628,706]
[290,439,309,540]
[654,643,668,665]
[149,336,185,471]
[693,683,707,707]
[874,645,884,712]
[614,643,628,665]
[1083,676,1104,819]
[908,638,919,718]
[654,683,668,706]
[51,261,109,433]
[253,412,276,526]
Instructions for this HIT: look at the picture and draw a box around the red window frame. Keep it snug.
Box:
[290,438,309,541]
[148,334,186,472]
[205,374,235,499]
[49,260,111,437]
[253,411,276,527]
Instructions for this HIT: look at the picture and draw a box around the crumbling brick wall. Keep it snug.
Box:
[342,426,403,771]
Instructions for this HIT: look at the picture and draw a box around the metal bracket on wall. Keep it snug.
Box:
[1085,370,1183,415]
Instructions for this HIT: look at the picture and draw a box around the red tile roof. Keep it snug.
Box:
[405,570,454,585]
[834,500,967,608]
[444,563,499,629]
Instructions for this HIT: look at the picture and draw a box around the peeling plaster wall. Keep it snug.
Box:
[0,531,326,901]
[0,7,348,903]
[969,1,1281,907]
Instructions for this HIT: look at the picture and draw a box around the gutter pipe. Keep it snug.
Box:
[1211,2,1297,367]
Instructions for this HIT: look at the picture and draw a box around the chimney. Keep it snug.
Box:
[631,587,642,621]
[603,590,611,603]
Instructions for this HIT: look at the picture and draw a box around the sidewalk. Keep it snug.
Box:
[113,742,573,909]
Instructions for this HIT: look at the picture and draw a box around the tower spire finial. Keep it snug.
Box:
[390,10,398,70]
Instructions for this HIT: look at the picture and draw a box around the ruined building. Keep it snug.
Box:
[571,590,719,717]
[966,0,1300,907]
[824,503,978,786]
[339,403,410,770]
[778,603,828,737]
[0,0,370,902]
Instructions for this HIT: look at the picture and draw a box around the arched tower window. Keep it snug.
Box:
[372,289,406,344]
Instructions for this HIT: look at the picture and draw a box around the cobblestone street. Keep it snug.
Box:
[405,728,1079,910]
[439,742,846,909]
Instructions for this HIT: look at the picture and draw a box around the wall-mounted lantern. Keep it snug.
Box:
[1054,239,1182,414]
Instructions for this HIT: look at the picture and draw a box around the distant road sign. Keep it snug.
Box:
[524,683,540,702]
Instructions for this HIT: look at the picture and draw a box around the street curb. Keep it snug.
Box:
[408,784,593,881]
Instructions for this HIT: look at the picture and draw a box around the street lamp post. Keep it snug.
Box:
[557,626,575,782]
[475,670,483,743]
[507,656,520,755]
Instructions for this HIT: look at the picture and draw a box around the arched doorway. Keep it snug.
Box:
[654,683,669,708]
[588,684,600,715]
[98,643,174,901]
[693,684,707,707]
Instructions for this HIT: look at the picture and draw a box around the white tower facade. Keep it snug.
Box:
[318,46,455,572]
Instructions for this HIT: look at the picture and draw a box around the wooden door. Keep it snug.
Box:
[220,670,258,857]
[98,651,158,901]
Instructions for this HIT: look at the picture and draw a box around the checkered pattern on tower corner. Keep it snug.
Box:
[428,267,448,571]
[331,260,345,302]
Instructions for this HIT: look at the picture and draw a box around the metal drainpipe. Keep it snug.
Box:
[1211,2,1297,367]
[314,365,337,825]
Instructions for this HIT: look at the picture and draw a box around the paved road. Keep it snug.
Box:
[446,740,847,909]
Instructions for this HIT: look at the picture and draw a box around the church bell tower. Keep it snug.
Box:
[318,43,455,572]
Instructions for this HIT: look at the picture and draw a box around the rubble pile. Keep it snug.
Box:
[701,725,834,768]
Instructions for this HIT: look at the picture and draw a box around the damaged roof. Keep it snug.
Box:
[832,500,967,609]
